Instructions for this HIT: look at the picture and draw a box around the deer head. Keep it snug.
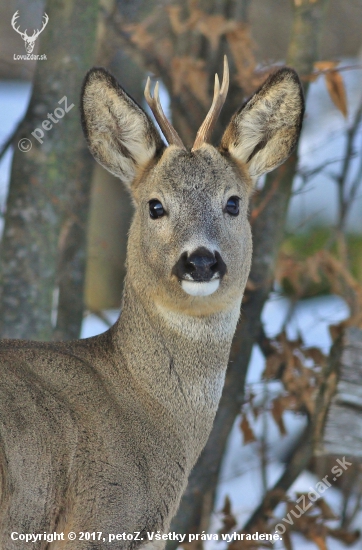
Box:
[81,59,304,317]
[11,11,49,54]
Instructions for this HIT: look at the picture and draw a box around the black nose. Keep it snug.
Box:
[172,247,227,282]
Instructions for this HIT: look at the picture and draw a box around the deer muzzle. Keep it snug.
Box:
[172,247,227,297]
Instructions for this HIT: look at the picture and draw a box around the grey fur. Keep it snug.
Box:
[0,66,304,549]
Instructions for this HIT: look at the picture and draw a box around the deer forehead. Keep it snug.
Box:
[134,144,251,205]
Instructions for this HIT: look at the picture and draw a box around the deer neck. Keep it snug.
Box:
[111,278,241,458]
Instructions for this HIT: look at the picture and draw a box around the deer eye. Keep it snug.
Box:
[149,199,165,219]
[225,196,240,216]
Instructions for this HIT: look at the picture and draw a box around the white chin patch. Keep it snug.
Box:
[181,279,220,297]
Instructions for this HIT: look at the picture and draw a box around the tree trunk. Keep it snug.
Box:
[0,0,99,340]
[84,7,144,312]
[167,0,329,545]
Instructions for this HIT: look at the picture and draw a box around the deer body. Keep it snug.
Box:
[0,60,303,549]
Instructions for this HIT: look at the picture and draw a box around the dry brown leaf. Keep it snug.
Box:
[325,70,348,118]
[305,255,322,283]
[314,60,339,72]
[315,498,338,520]
[262,330,322,416]
[271,397,287,435]
[318,250,362,316]
[307,60,338,83]
[221,494,232,516]
[281,364,298,392]
[309,534,328,550]
[280,394,299,411]
[240,413,256,444]
[281,335,297,370]
[226,24,264,93]
[304,346,326,366]
[278,248,362,315]
[171,56,209,106]
[313,62,348,117]
[276,254,307,296]
[305,61,338,83]
[124,22,154,50]
[196,14,237,51]
[167,6,189,34]
[167,2,205,34]
[185,2,204,29]
[218,496,237,535]
[264,352,284,379]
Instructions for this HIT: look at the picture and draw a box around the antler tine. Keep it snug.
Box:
[191,56,230,152]
[144,77,186,150]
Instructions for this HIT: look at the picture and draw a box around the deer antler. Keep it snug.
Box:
[11,11,26,39]
[144,79,186,150]
[32,13,49,40]
[192,56,229,152]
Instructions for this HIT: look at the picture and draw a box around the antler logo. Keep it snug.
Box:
[11,11,49,54]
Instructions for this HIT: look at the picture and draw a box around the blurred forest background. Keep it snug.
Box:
[1,0,362,548]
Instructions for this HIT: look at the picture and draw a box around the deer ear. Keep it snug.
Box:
[220,68,304,182]
[81,68,164,187]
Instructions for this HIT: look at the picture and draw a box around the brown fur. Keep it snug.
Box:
[0,66,304,549]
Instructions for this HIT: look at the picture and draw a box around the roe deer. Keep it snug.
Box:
[0,58,304,549]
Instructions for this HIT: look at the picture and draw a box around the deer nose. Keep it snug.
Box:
[186,248,218,281]
[173,247,227,282]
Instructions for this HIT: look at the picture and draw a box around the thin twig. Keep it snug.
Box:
[320,95,362,262]
[260,381,269,495]
[301,64,362,81]
[0,119,23,163]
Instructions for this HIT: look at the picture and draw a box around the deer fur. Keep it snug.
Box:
[0,63,304,549]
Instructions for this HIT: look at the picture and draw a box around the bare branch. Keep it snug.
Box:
[0,119,23,162]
